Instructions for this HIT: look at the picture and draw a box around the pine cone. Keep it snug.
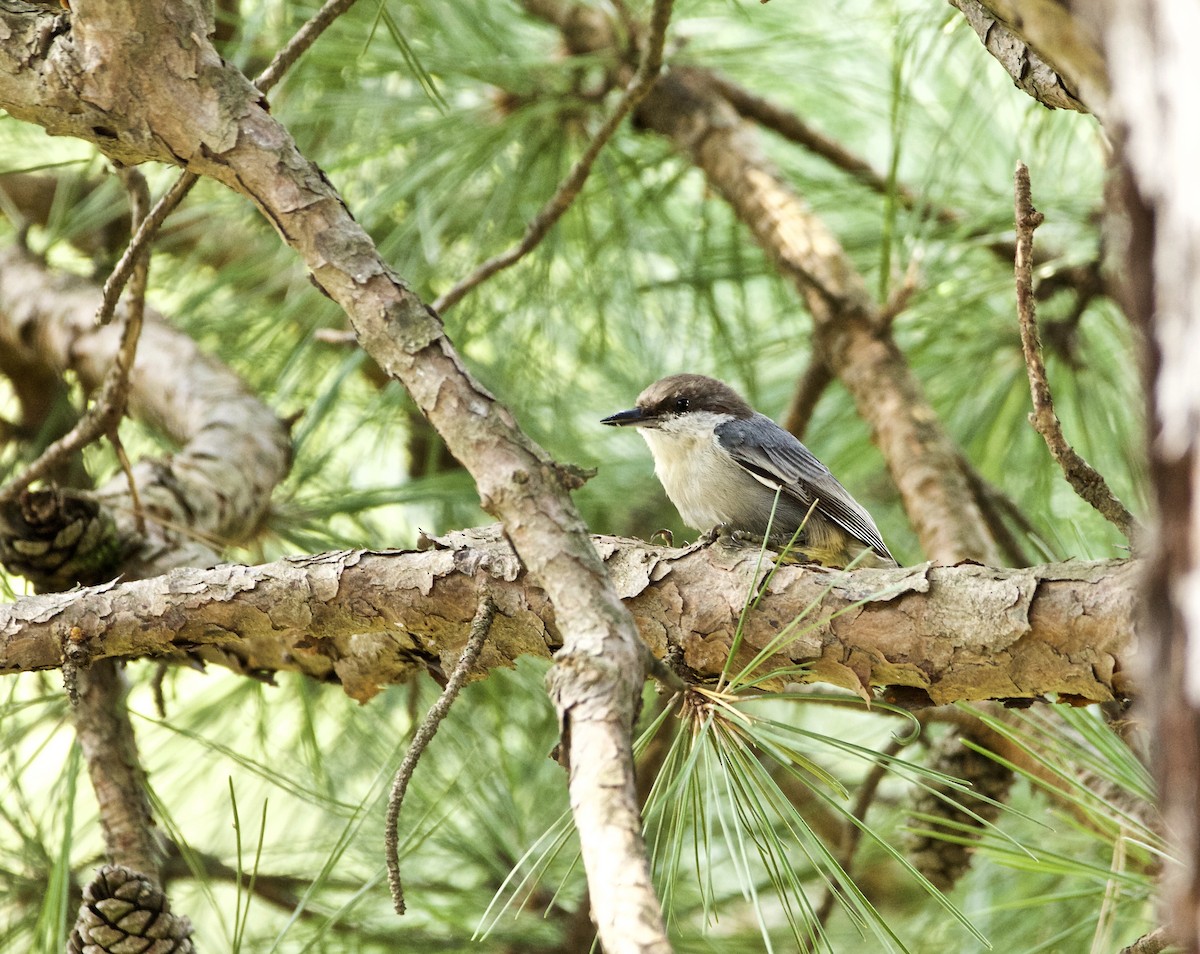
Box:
[0,486,126,591]
[906,727,1014,891]
[67,865,194,954]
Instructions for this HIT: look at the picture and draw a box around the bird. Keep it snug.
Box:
[601,374,896,568]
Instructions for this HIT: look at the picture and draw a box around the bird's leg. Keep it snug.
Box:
[672,524,733,556]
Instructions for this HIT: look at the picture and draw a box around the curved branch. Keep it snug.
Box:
[0,249,292,581]
[948,0,1091,113]
[951,0,1108,116]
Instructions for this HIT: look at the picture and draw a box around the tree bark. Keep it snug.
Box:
[1079,1,1200,949]
[948,0,1108,115]
[1,528,1138,707]
[0,2,670,947]
[948,0,1092,113]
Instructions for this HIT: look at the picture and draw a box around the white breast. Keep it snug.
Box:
[639,413,755,530]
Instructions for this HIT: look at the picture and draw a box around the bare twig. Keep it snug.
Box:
[959,451,1043,567]
[0,172,157,507]
[710,71,1112,305]
[432,0,675,313]
[782,355,833,440]
[1013,162,1138,543]
[253,0,362,93]
[707,72,957,228]
[96,171,197,327]
[386,595,497,914]
[111,167,151,533]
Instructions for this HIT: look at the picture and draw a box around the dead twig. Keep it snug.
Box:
[432,0,675,314]
[707,72,957,228]
[111,167,151,533]
[782,354,833,440]
[1013,161,1138,543]
[254,0,362,93]
[386,595,497,914]
[0,170,156,507]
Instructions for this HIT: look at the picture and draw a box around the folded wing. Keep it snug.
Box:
[716,415,894,561]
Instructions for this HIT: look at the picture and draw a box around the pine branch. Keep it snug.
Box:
[1,529,1137,707]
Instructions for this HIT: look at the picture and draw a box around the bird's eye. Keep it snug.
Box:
[674,397,689,413]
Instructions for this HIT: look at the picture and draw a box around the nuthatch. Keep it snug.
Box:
[602,374,896,568]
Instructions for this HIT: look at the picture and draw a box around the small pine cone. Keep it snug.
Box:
[906,728,1014,891]
[67,865,194,954]
[0,487,126,592]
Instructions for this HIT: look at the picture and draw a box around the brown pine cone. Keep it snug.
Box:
[67,865,194,954]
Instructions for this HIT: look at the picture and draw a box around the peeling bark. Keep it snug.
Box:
[949,0,1108,116]
[0,2,668,946]
[0,528,1137,707]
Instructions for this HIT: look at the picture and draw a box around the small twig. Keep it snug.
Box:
[959,451,1042,566]
[708,72,958,229]
[0,172,157,507]
[73,660,166,881]
[878,254,922,328]
[111,167,151,533]
[1013,162,1139,543]
[782,354,833,440]
[110,431,145,535]
[1118,927,1171,954]
[643,646,687,694]
[253,0,362,93]
[432,0,675,313]
[96,171,197,327]
[386,595,497,914]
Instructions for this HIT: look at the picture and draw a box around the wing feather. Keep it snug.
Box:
[716,416,893,560]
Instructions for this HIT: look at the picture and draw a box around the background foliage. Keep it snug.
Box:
[0,0,1149,950]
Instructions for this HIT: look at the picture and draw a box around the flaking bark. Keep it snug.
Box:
[0,3,670,946]
[1,528,1137,707]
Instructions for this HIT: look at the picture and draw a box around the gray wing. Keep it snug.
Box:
[716,415,892,558]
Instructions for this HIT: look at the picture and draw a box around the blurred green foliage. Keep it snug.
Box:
[0,0,1149,950]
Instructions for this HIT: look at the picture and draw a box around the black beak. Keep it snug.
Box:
[601,407,647,427]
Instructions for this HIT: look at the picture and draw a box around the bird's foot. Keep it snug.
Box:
[702,527,827,565]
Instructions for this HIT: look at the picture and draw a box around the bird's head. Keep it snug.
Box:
[601,374,754,429]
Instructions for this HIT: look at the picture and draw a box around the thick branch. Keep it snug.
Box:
[1,529,1137,707]
[0,2,671,946]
